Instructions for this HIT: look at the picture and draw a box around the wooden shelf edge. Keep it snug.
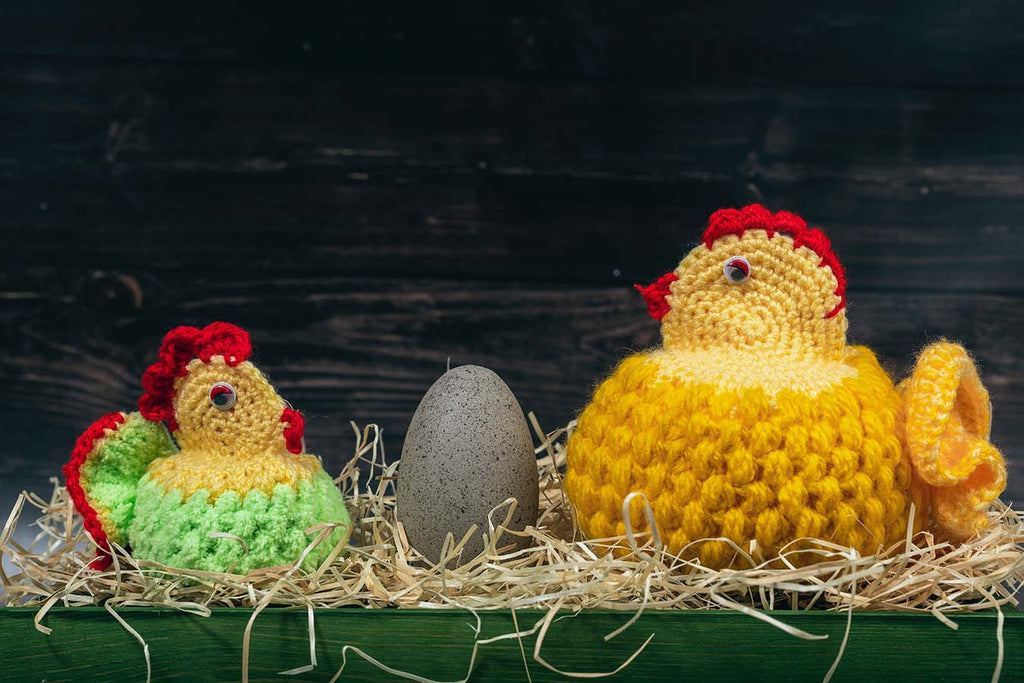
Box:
[1,607,1020,681]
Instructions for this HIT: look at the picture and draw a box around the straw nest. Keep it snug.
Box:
[3,418,1023,680]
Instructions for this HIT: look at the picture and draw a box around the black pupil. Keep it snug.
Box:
[728,265,745,281]
[213,392,231,406]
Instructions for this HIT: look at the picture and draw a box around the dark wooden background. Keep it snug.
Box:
[2,2,1024,522]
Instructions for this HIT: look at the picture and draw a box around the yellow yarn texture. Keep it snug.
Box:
[147,357,320,500]
[565,206,1006,568]
[900,342,1006,538]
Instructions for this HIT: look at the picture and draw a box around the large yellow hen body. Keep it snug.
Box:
[565,205,1005,568]
[567,346,923,568]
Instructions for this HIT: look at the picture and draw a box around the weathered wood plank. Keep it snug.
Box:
[0,607,1019,682]
[3,61,1024,292]
[2,281,1021,501]
[2,2,1024,88]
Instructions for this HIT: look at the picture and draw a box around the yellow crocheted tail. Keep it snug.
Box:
[900,341,1007,538]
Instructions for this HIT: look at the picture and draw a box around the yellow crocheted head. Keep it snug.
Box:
[566,204,1006,568]
[137,322,320,500]
[638,205,854,394]
[172,358,289,455]
[660,227,847,359]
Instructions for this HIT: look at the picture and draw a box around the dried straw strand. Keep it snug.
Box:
[2,417,1023,680]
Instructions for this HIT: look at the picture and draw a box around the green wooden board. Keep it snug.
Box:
[0,607,1019,681]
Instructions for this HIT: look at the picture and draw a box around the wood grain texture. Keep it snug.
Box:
[3,60,1024,292]
[2,2,1024,88]
[2,280,1022,501]
[2,7,1023,524]
[0,607,1020,681]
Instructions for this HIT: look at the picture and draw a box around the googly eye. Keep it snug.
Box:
[723,256,751,284]
[209,382,237,410]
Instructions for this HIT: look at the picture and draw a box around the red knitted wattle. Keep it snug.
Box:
[634,272,679,321]
[281,408,305,454]
[138,322,253,430]
[702,204,848,318]
[62,412,126,570]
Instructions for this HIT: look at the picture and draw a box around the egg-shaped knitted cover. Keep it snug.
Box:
[566,205,1005,568]
[64,323,351,572]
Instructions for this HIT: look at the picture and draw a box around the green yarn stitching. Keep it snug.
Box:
[129,470,350,573]
[78,411,350,572]
[80,413,177,545]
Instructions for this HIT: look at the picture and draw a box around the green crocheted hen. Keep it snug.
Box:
[63,323,350,573]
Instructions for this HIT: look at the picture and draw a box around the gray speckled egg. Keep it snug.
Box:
[397,365,539,565]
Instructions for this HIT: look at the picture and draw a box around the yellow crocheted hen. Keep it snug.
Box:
[565,204,1007,568]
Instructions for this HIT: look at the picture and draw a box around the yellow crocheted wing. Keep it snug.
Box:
[900,341,1006,538]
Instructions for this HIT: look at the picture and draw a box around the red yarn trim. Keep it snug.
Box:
[702,204,847,318]
[635,272,679,321]
[138,322,252,429]
[281,408,305,454]
[62,412,126,570]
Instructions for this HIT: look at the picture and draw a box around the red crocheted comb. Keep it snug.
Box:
[137,322,252,432]
[636,204,847,320]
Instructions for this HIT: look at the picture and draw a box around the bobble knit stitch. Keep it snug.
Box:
[565,205,1006,569]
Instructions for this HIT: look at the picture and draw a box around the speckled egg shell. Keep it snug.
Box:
[397,365,539,565]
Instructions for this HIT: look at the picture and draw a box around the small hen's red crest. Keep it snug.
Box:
[703,204,847,318]
[138,322,252,431]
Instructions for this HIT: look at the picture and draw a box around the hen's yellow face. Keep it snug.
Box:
[661,230,848,360]
[172,358,290,455]
[138,322,320,500]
